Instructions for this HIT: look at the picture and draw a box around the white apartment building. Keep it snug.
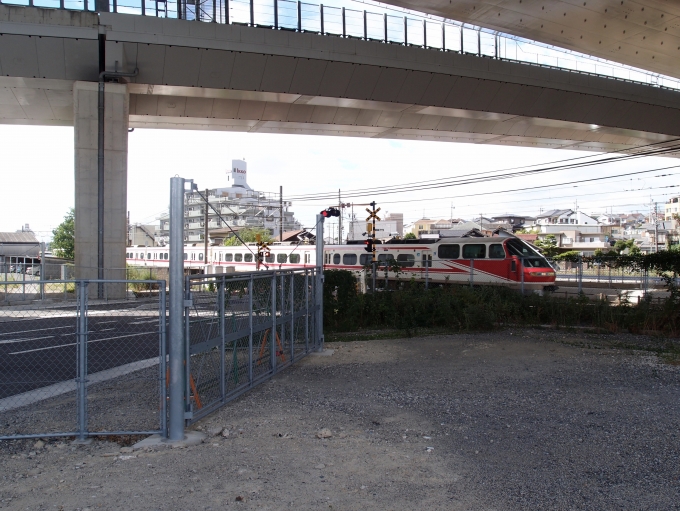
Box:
[348,212,404,241]
[665,196,680,221]
[536,209,610,254]
[157,160,301,244]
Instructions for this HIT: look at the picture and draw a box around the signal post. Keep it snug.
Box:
[365,202,381,293]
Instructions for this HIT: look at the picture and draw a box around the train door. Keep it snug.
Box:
[420,250,432,274]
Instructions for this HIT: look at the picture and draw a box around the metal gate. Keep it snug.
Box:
[184,268,321,423]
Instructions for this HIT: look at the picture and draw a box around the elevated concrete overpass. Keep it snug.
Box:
[2,4,680,284]
[382,0,680,81]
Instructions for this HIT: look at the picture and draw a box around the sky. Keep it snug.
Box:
[2,124,679,242]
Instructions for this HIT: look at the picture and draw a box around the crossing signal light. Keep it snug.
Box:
[321,207,340,218]
[364,239,374,253]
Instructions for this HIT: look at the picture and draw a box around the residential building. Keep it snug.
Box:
[128,224,157,247]
[665,196,680,221]
[0,231,40,270]
[349,212,404,241]
[490,214,534,232]
[157,160,301,244]
[536,209,610,255]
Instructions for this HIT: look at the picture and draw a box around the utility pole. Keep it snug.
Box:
[203,188,209,267]
[279,186,283,242]
[655,201,659,253]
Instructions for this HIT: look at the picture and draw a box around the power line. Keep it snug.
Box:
[283,139,680,201]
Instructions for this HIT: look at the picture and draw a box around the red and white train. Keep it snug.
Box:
[126,236,557,293]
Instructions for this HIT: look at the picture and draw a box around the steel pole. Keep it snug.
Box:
[168,177,186,442]
[76,282,88,441]
[315,214,324,350]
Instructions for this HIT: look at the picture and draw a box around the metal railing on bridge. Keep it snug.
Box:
[5,0,679,92]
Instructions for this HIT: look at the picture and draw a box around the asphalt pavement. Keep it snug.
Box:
[0,310,163,400]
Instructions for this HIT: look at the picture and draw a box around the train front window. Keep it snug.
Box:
[506,239,550,267]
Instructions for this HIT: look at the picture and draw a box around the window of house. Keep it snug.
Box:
[462,244,486,259]
[396,254,415,267]
[343,254,357,265]
[332,254,340,264]
[245,253,253,262]
[277,254,288,264]
[438,244,460,259]
[235,254,243,262]
[489,244,505,259]
[290,254,300,264]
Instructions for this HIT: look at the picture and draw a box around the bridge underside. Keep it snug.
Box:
[1,77,675,154]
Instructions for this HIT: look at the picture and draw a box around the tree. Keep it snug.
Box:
[403,232,417,240]
[51,208,75,260]
[223,227,273,246]
[614,239,638,254]
[534,234,560,258]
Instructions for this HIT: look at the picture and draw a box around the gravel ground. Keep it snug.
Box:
[1,329,679,510]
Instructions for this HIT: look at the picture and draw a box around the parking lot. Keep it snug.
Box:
[0,329,678,510]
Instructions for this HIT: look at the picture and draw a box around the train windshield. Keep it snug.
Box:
[505,239,551,268]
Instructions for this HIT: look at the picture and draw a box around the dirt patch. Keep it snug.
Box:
[1,329,679,510]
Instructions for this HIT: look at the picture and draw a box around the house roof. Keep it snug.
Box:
[536,209,572,218]
[0,232,38,244]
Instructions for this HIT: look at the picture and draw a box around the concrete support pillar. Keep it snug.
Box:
[73,81,128,294]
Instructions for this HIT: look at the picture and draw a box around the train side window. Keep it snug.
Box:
[183,253,187,260]
[359,254,371,265]
[165,253,169,260]
[304,253,310,264]
[438,244,459,259]
[511,260,517,272]
[147,252,152,259]
[396,254,415,267]
[277,254,288,263]
[489,244,505,259]
[218,253,222,262]
[199,253,204,261]
[140,254,144,259]
[224,253,233,262]
[266,254,275,263]
[462,244,486,259]
[235,254,243,262]
[343,254,357,265]
[332,253,340,264]
[378,254,392,262]
[245,253,253,262]
[290,254,300,264]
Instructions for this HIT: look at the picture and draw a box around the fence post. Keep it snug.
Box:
[297,1,301,31]
[305,269,309,352]
[218,276,226,403]
[441,22,445,50]
[271,273,277,372]
[274,0,278,29]
[403,16,407,45]
[76,281,89,442]
[477,29,481,56]
[40,242,45,300]
[425,255,429,289]
[315,214,324,351]
[279,273,285,362]
[459,24,463,53]
[225,0,229,23]
[159,282,168,438]
[248,274,254,385]
[168,176,186,442]
[363,10,367,40]
[249,0,253,25]
[423,19,426,47]
[520,257,524,294]
[290,272,294,361]
[320,4,324,34]
[469,258,474,288]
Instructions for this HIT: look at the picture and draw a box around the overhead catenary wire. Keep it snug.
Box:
[281,139,680,201]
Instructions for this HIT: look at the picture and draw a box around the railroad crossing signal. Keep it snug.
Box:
[365,206,381,222]
[321,207,340,218]
[364,239,374,253]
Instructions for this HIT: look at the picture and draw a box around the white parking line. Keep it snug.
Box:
[0,326,70,336]
[0,335,56,345]
[9,331,159,355]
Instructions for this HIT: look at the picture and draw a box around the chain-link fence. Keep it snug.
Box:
[0,264,168,305]
[0,280,167,441]
[184,268,320,423]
